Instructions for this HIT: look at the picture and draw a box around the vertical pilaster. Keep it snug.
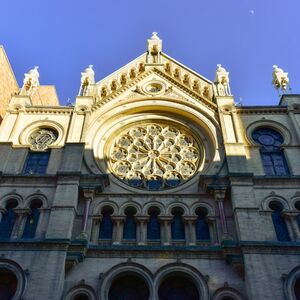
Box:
[183,216,197,246]
[159,216,172,246]
[136,216,149,245]
[112,216,125,245]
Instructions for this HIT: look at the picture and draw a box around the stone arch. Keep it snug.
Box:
[166,202,189,215]
[291,196,300,211]
[64,284,96,300]
[24,193,48,209]
[142,201,166,215]
[100,262,153,300]
[190,202,215,216]
[0,193,23,208]
[18,119,65,147]
[93,201,118,215]
[283,265,300,300]
[0,259,26,300]
[154,263,209,300]
[119,201,142,215]
[246,120,291,146]
[262,194,290,211]
[212,287,243,300]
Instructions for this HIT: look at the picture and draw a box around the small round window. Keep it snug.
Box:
[252,128,283,149]
[29,128,58,151]
[143,81,165,95]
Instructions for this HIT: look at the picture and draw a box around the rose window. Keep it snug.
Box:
[108,123,201,190]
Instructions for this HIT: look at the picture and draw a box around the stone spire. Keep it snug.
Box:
[146,32,162,64]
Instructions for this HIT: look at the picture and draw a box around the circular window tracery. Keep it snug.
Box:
[108,122,202,190]
[29,128,58,150]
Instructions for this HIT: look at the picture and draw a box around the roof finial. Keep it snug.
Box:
[272,65,291,95]
[20,66,40,96]
[151,32,160,40]
[146,32,162,64]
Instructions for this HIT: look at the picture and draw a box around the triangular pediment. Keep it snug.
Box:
[88,51,217,112]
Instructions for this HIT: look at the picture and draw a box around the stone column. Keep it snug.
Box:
[207,216,218,244]
[283,212,300,241]
[183,216,197,246]
[112,216,125,245]
[0,208,6,223]
[135,216,149,245]
[159,216,172,246]
[91,214,102,243]
[35,208,49,239]
[12,208,30,239]
[214,190,232,241]
[77,189,94,240]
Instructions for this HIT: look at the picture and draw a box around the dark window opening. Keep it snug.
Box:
[99,206,114,240]
[23,151,50,175]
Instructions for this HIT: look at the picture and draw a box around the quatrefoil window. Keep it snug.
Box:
[108,123,201,190]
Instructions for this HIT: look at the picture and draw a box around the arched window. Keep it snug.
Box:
[99,206,113,240]
[0,269,18,300]
[252,128,289,176]
[294,276,300,300]
[108,273,149,300]
[171,208,185,240]
[0,200,18,239]
[295,201,300,230]
[195,207,210,241]
[269,201,290,242]
[73,294,90,300]
[123,207,137,240]
[158,274,199,300]
[22,200,42,239]
[147,207,161,240]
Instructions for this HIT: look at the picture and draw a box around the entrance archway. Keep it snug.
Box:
[0,269,17,300]
[158,274,199,300]
[108,273,149,300]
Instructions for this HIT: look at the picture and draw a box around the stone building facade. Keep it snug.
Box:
[0,33,299,300]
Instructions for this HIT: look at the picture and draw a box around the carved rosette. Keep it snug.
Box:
[29,128,58,151]
[108,123,201,190]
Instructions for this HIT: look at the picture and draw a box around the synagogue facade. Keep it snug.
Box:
[0,33,299,300]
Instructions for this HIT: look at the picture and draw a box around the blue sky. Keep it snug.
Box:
[1,0,299,105]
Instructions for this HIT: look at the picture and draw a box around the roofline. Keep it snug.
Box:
[95,53,146,85]
[161,52,213,85]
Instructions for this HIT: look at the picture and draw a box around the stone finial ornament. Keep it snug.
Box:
[79,65,95,96]
[272,65,290,93]
[146,32,162,64]
[215,64,231,96]
[20,66,40,96]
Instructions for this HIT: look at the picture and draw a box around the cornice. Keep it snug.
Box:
[236,106,288,115]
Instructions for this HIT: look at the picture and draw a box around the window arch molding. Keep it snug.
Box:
[0,259,26,300]
[190,203,215,216]
[166,202,189,215]
[142,201,166,215]
[64,284,96,300]
[99,262,153,300]
[93,201,118,215]
[24,194,48,209]
[291,196,300,211]
[261,195,290,211]
[212,286,243,300]
[154,263,209,300]
[0,194,22,208]
[283,265,300,300]
[119,201,142,215]
[246,121,291,146]
[19,120,64,147]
